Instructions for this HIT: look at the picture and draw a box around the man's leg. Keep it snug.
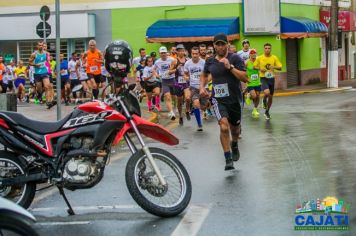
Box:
[219,118,234,170]
[184,88,191,120]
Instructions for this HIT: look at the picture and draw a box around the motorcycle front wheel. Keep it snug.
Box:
[125,147,191,217]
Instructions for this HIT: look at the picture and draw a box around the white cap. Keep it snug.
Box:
[159,46,168,53]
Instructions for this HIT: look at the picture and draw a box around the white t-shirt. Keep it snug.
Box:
[154,57,175,80]
[143,66,158,83]
[68,60,78,80]
[237,49,251,62]
[132,56,147,67]
[28,66,35,83]
[3,65,15,84]
[79,60,88,81]
[184,58,205,89]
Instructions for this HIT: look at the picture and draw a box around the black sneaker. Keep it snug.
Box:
[232,146,240,162]
[179,117,183,126]
[197,125,203,131]
[224,158,235,171]
[186,112,191,121]
[264,111,271,120]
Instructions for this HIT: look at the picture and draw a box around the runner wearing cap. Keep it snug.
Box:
[174,44,191,125]
[253,43,282,120]
[200,33,248,171]
[153,46,177,120]
[143,56,161,112]
[184,46,206,131]
[245,49,261,118]
[237,39,251,62]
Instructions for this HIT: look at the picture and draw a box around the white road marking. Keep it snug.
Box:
[171,205,210,236]
[30,205,141,212]
[32,187,58,205]
[37,221,91,226]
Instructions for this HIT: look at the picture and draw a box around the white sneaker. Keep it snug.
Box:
[169,111,176,121]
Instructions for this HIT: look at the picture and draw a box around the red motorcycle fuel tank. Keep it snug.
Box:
[77,101,127,121]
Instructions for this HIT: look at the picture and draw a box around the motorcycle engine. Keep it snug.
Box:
[63,157,98,183]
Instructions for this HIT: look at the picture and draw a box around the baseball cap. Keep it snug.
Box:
[176,44,185,50]
[213,33,228,44]
[249,49,257,55]
[159,46,168,53]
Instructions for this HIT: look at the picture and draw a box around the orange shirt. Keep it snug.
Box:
[0,63,5,81]
[86,49,102,75]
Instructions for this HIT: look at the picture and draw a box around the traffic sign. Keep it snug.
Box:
[36,22,51,38]
[40,5,50,21]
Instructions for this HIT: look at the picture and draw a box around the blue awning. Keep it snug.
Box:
[281,16,328,39]
[146,17,240,43]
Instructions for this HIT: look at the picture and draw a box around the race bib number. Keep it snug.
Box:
[251,74,258,81]
[214,83,229,98]
[265,71,273,78]
[61,70,68,76]
[178,76,186,84]
[39,62,46,68]
[18,73,26,78]
[90,66,98,73]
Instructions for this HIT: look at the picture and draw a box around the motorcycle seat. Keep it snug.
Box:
[0,111,72,134]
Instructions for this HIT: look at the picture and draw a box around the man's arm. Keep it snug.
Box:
[199,72,209,97]
[220,57,248,83]
[94,51,104,64]
[28,53,37,67]
[169,58,177,75]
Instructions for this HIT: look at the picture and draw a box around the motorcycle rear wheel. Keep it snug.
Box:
[0,152,36,209]
[125,147,191,217]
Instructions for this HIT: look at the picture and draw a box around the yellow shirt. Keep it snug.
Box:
[253,54,282,78]
[14,66,27,78]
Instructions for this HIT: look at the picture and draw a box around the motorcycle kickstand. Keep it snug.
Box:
[57,186,75,215]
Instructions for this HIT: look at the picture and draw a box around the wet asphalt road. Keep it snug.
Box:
[27,90,356,236]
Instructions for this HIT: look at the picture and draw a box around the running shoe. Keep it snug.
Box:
[197,125,203,132]
[186,112,191,121]
[252,108,259,118]
[231,146,240,162]
[179,117,183,126]
[264,111,271,120]
[245,94,252,106]
[169,111,176,121]
[224,158,235,171]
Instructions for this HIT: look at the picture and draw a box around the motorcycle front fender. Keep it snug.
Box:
[113,115,179,146]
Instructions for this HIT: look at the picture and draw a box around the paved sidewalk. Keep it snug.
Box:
[274,79,356,97]
[17,102,156,122]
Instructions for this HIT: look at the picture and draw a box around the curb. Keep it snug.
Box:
[273,86,353,97]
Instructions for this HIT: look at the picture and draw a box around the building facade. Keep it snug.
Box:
[0,0,355,89]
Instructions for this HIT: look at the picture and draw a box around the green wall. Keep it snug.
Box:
[112,3,322,71]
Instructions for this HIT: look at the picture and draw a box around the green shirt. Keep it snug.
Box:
[246,60,261,87]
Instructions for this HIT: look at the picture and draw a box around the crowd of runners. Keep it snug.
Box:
[0,34,282,170]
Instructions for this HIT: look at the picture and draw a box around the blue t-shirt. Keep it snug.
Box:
[60,60,69,80]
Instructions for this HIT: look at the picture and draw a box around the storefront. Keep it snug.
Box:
[320,8,356,81]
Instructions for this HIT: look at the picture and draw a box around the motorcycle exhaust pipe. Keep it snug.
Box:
[0,129,36,155]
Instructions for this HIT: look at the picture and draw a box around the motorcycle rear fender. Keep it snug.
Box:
[113,115,179,146]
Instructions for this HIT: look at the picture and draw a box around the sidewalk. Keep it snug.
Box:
[274,79,356,97]
[17,102,156,122]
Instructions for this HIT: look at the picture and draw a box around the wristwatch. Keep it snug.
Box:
[229,64,235,71]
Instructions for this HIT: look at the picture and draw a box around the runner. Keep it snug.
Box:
[170,46,177,59]
[83,39,103,99]
[173,44,190,126]
[60,53,71,105]
[253,43,282,120]
[14,60,27,101]
[43,43,55,105]
[29,41,56,109]
[6,60,16,94]
[68,52,80,102]
[26,65,36,103]
[143,56,161,112]
[184,46,206,131]
[0,56,5,93]
[132,48,147,67]
[78,53,90,101]
[245,49,261,118]
[200,33,248,171]
[199,44,207,60]
[237,39,251,62]
[153,46,176,120]
[135,58,146,102]
[229,44,237,54]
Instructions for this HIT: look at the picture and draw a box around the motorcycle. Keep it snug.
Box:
[0,80,192,217]
[0,196,39,236]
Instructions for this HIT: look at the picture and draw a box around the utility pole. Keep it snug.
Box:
[55,0,61,120]
[327,0,339,88]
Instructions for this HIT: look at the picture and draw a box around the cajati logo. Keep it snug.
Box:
[294,197,350,231]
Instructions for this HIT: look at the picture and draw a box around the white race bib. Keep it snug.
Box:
[61,70,68,76]
[161,71,170,80]
[214,83,230,98]
[265,71,273,78]
[178,76,186,84]
[90,66,98,73]
[251,74,258,81]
